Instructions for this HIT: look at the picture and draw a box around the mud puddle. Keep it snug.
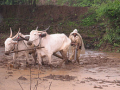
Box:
[0,48,120,90]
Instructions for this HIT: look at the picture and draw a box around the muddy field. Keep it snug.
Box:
[0,47,120,90]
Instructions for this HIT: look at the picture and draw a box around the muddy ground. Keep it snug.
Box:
[0,47,120,90]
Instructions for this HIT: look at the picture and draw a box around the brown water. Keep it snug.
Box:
[0,48,120,90]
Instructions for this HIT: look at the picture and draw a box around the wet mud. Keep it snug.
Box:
[0,47,120,90]
[44,74,76,81]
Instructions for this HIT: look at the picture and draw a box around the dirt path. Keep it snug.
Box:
[0,47,120,90]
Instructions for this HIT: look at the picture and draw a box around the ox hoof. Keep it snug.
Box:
[65,60,70,64]
[42,62,45,65]
[13,63,20,69]
[33,62,39,66]
[48,63,52,66]
[72,60,80,64]
[48,63,53,67]
[56,64,63,68]
[26,61,29,65]
[38,62,42,66]
[38,64,43,69]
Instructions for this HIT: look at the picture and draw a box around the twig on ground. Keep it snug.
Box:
[30,65,32,90]
[48,82,52,90]
[17,80,24,90]
[33,80,38,90]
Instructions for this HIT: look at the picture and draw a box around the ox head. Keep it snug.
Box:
[27,26,50,46]
[4,28,20,55]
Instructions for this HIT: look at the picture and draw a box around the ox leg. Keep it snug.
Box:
[32,53,37,65]
[47,54,52,65]
[13,53,16,63]
[13,53,17,64]
[41,58,44,65]
[13,53,20,68]
[60,50,68,65]
[25,53,29,65]
[37,53,42,65]
[69,47,75,61]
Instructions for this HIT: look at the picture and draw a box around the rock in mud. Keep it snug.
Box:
[7,72,13,74]
[80,81,85,83]
[18,76,27,80]
[94,85,103,89]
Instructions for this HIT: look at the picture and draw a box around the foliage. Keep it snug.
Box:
[103,28,120,44]
[95,0,120,27]
[0,0,38,5]
[55,0,111,7]
[66,21,78,26]
[73,0,93,7]
[0,0,114,7]
[94,0,120,47]
[57,0,69,6]
[80,13,97,26]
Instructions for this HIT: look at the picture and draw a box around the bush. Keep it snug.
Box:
[95,0,120,28]
[81,13,97,26]
[94,0,120,47]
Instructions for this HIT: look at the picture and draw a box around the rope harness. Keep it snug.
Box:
[11,33,45,53]
[12,35,28,53]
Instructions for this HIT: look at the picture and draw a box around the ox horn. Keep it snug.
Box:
[43,26,50,32]
[12,28,20,39]
[38,26,50,33]
[9,27,12,38]
[36,26,38,30]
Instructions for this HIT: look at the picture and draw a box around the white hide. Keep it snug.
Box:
[4,38,17,52]
[4,35,36,64]
[29,30,71,65]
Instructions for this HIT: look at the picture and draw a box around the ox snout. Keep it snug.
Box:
[5,51,10,55]
[27,41,33,45]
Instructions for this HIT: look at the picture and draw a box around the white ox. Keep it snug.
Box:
[4,28,37,64]
[27,27,71,65]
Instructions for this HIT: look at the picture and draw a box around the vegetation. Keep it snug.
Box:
[94,0,120,49]
[58,0,120,51]
[0,0,120,51]
[0,0,37,5]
